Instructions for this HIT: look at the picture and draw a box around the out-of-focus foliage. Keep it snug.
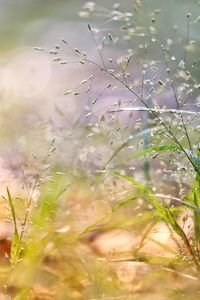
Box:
[1,1,200,299]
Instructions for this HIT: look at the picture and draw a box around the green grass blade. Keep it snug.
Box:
[80,196,138,236]
[7,187,19,236]
[186,175,200,243]
[115,145,181,167]
[7,188,20,265]
[115,172,200,269]
[103,126,162,168]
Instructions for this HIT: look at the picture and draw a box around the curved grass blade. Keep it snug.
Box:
[115,145,181,168]
[79,196,138,236]
[103,126,162,168]
[109,106,200,116]
[115,172,200,270]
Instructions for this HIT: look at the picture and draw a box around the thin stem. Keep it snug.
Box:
[64,40,200,174]
[88,24,106,68]
[14,139,56,265]
[161,47,192,150]
[184,12,191,63]
[109,106,200,116]
[104,67,196,168]
[171,80,192,150]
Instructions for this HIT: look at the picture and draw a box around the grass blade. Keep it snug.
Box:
[7,188,20,265]
[115,172,200,269]
[115,145,181,167]
[103,126,162,168]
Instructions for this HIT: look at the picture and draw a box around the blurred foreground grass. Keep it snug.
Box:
[0,167,199,300]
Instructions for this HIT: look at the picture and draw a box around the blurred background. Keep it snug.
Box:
[0,0,199,190]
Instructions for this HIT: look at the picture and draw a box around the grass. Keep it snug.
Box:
[2,171,200,299]
[1,166,200,299]
[1,0,200,299]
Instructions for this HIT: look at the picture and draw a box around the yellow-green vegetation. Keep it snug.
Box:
[1,168,200,299]
[1,0,200,299]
